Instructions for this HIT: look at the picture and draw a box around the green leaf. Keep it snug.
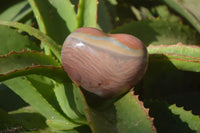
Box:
[82,91,155,133]
[25,75,65,116]
[0,66,66,82]
[0,52,87,129]
[111,19,200,46]
[0,108,12,129]
[76,0,98,28]
[0,51,63,114]
[114,92,155,133]
[1,106,90,132]
[148,43,200,72]
[169,105,200,132]
[4,77,80,130]
[152,5,180,22]
[97,0,113,32]
[0,1,32,22]
[135,43,200,112]
[0,26,39,55]
[0,51,87,128]
[0,51,80,129]
[54,82,87,124]
[0,51,60,75]
[162,0,200,34]
[0,51,64,123]
[0,20,61,62]
[144,100,200,133]
[28,0,77,44]
[9,106,47,131]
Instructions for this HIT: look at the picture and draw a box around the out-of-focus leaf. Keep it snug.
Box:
[81,90,156,133]
[0,26,39,55]
[0,1,32,22]
[0,84,27,111]
[152,5,180,22]
[28,0,77,44]
[111,19,200,46]
[162,0,200,34]
[97,0,112,32]
[148,43,200,72]
[0,108,12,129]
[76,0,98,28]
[0,20,61,62]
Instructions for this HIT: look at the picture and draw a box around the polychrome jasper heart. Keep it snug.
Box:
[61,27,148,98]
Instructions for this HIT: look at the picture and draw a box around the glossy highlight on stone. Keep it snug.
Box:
[61,27,148,98]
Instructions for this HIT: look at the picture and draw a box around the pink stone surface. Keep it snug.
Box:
[61,27,148,98]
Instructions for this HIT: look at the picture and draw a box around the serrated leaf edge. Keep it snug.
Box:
[0,49,61,65]
[131,91,157,133]
[22,77,81,129]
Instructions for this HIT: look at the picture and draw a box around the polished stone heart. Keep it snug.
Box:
[61,27,148,98]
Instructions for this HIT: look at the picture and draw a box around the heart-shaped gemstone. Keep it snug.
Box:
[61,27,148,98]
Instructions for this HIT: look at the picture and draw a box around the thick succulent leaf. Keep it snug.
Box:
[0,51,60,75]
[135,44,200,115]
[80,90,156,133]
[0,26,40,55]
[28,0,76,44]
[1,107,90,133]
[148,43,200,72]
[0,1,32,22]
[0,51,87,126]
[137,60,200,110]
[0,24,40,113]
[8,106,47,131]
[162,0,200,34]
[0,51,62,114]
[169,104,200,132]
[111,19,200,46]
[1,106,88,133]
[0,51,80,129]
[0,20,61,62]
[54,82,87,124]
[3,77,80,130]
[144,100,200,133]
[25,75,66,116]
[0,66,66,82]
[76,0,98,28]
[114,92,155,133]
